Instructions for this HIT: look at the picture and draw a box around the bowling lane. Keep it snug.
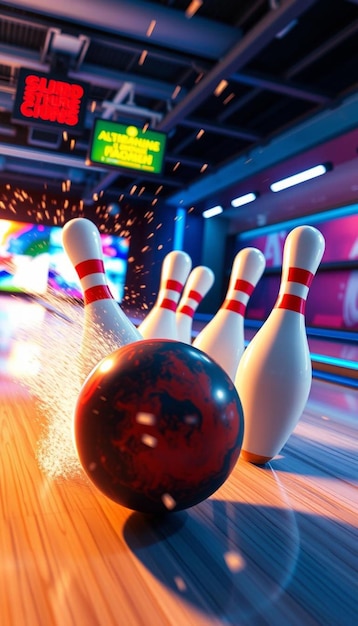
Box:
[0,293,357,626]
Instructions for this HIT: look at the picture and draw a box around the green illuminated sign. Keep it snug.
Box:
[89,119,167,175]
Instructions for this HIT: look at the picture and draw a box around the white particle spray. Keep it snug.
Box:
[14,290,121,481]
[3,206,193,481]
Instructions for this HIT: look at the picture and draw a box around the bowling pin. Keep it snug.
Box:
[193,248,265,380]
[176,265,215,344]
[62,217,141,370]
[235,225,325,465]
[138,250,192,339]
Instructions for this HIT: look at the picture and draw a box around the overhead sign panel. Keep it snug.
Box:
[12,68,88,132]
[88,118,167,175]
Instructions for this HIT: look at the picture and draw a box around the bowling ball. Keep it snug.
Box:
[74,339,243,514]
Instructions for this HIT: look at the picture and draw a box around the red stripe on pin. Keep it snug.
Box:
[188,289,203,303]
[288,267,314,287]
[165,279,183,293]
[177,304,195,318]
[234,278,254,295]
[75,259,105,279]
[84,284,113,305]
[159,298,177,311]
[223,299,246,315]
[276,293,306,314]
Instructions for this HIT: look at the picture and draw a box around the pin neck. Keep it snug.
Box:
[275,265,314,314]
[223,300,246,315]
[287,267,314,287]
[177,304,195,318]
[75,259,105,279]
[159,298,177,311]
[233,278,255,295]
[187,289,203,303]
[84,284,114,304]
[165,279,183,293]
[275,293,306,314]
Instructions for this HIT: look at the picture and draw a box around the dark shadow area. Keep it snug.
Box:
[123,492,357,625]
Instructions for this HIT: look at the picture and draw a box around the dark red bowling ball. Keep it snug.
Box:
[74,339,243,514]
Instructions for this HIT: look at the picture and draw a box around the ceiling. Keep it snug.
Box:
[0,0,358,232]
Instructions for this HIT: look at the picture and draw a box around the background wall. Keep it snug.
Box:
[231,209,358,332]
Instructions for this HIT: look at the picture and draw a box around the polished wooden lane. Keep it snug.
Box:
[0,295,357,625]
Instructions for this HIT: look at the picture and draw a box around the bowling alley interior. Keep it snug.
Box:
[0,1,357,625]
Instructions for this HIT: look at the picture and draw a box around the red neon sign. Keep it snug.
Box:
[12,68,88,131]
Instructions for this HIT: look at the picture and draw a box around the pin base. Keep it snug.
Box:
[240,449,272,465]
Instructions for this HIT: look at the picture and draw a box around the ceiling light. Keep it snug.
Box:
[202,205,223,218]
[185,0,203,19]
[231,192,257,207]
[270,164,329,192]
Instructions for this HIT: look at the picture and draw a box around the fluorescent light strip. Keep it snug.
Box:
[311,353,358,371]
[173,207,186,250]
[312,370,358,388]
[202,205,223,218]
[270,164,328,192]
[243,341,357,375]
[231,192,257,208]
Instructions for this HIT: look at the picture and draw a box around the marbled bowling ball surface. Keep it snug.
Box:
[74,339,244,514]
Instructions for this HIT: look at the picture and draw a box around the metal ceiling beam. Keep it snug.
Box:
[167,89,358,208]
[157,0,319,133]
[165,155,210,168]
[179,118,261,142]
[1,0,241,60]
[232,71,331,104]
[218,89,261,123]
[0,43,50,72]
[0,142,106,172]
[69,64,179,101]
[82,171,120,205]
[3,161,71,178]
[0,44,178,102]
[89,32,211,73]
[286,18,358,78]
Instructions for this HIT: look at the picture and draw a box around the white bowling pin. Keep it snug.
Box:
[176,265,215,344]
[193,248,265,380]
[235,225,325,465]
[138,250,192,339]
[62,218,141,369]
